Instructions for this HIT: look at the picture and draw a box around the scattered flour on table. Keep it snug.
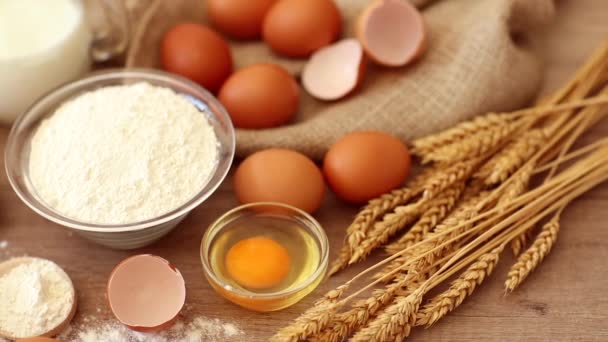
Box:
[0,258,74,338]
[59,316,242,342]
[28,82,219,225]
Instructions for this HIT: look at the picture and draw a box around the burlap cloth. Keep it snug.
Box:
[125,0,555,160]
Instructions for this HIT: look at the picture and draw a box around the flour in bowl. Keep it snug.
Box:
[28,83,219,224]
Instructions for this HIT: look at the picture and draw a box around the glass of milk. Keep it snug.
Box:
[0,0,129,124]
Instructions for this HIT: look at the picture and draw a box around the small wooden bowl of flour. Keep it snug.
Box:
[0,257,77,340]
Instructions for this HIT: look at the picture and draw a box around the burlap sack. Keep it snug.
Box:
[125,0,554,160]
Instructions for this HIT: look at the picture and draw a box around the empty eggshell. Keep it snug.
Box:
[357,0,426,67]
[302,39,366,101]
[107,255,186,332]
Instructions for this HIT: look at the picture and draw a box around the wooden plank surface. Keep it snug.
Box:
[2,0,608,340]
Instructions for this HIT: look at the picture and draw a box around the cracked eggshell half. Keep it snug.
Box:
[357,0,426,67]
[302,39,366,101]
[107,255,186,332]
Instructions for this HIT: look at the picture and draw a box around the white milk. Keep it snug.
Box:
[0,0,92,123]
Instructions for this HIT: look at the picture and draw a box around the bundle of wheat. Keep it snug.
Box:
[271,38,608,342]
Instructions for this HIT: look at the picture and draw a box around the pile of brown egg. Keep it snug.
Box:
[160,0,426,213]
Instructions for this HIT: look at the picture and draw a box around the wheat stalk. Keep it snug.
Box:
[312,273,422,342]
[421,120,524,164]
[416,245,503,326]
[496,163,534,255]
[318,245,468,342]
[505,85,608,280]
[329,169,437,275]
[347,161,479,266]
[276,40,608,341]
[377,191,489,286]
[279,158,607,341]
[534,138,608,175]
[376,188,474,283]
[384,182,465,256]
[270,286,347,342]
[412,113,510,158]
[510,231,531,256]
[505,216,561,291]
[422,158,484,199]
[329,188,418,275]
[350,286,426,341]
[502,88,608,258]
[413,96,608,164]
[349,202,424,265]
[478,129,546,184]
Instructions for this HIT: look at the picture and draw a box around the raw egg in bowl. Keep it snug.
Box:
[200,202,329,312]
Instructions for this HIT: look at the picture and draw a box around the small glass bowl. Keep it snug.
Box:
[5,69,235,249]
[201,202,329,312]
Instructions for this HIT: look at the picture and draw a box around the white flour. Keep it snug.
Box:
[59,316,242,342]
[29,83,219,224]
[0,258,74,338]
[0,241,7,249]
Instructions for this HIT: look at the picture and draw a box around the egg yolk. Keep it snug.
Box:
[225,236,291,289]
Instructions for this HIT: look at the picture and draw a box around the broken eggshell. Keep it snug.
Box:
[357,0,426,67]
[302,38,366,101]
[107,255,186,332]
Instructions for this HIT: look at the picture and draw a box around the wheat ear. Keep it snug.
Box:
[384,182,466,256]
[510,231,532,256]
[329,187,420,275]
[329,168,438,275]
[311,273,422,342]
[346,162,475,267]
[423,158,484,200]
[478,129,546,184]
[270,286,347,342]
[350,286,426,341]
[496,163,535,255]
[396,194,488,288]
[421,120,523,164]
[505,216,561,291]
[416,245,503,326]
[412,113,511,158]
[348,201,424,265]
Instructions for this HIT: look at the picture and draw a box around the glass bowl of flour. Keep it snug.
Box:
[5,69,235,249]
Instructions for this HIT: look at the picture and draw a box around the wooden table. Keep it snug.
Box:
[2,1,607,341]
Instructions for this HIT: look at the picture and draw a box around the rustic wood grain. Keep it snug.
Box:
[1,0,608,340]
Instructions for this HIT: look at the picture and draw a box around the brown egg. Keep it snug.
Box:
[218,63,299,129]
[323,131,411,204]
[357,0,426,67]
[207,0,277,40]
[161,23,233,93]
[234,149,326,213]
[302,38,366,101]
[262,0,342,57]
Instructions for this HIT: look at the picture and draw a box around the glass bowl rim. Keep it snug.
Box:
[200,202,330,300]
[4,68,236,233]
